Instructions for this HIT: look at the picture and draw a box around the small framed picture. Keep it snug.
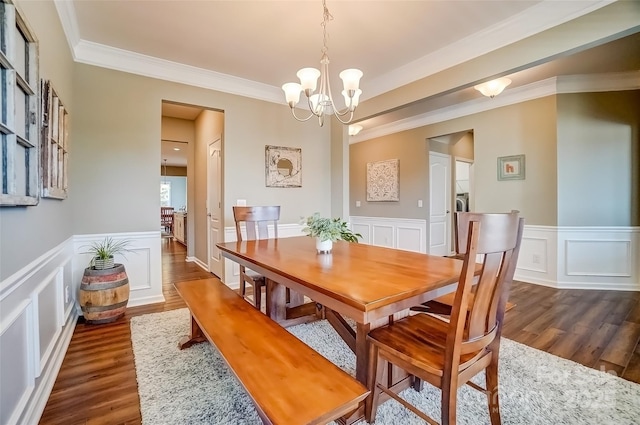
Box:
[497,154,525,181]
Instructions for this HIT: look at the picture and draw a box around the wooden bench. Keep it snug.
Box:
[174,278,369,425]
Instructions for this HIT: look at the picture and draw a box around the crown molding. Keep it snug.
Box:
[350,71,640,144]
[53,0,80,60]
[73,40,283,103]
[363,0,614,100]
[53,0,613,105]
[54,0,282,103]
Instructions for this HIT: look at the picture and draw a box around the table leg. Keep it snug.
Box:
[178,314,207,350]
[355,322,372,385]
[266,278,287,321]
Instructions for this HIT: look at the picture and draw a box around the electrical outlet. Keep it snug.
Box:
[417,200,423,208]
[356,201,361,207]
[532,254,541,264]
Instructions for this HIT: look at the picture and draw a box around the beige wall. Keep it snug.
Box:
[557,90,640,226]
[0,0,75,279]
[350,96,558,226]
[70,62,332,239]
[351,131,429,219]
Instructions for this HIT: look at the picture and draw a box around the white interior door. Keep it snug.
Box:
[429,152,451,255]
[207,138,223,278]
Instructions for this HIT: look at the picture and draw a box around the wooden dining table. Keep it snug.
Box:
[217,236,469,423]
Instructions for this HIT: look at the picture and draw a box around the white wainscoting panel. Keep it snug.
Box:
[514,226,558,288]
[73,232,164,307]
[556,227,639,291]
[222,223,305,288]
[349,216,427,253]
[0,237,76,425]
[0,300,34,425]
[372,224,394,248]
[349,219,639,291]
[33,267,64,377]
[565,240,631,277]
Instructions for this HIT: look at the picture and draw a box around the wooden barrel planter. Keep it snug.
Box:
[80,264,130,324]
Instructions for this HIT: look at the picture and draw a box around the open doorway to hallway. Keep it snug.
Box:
[161,101,224,279]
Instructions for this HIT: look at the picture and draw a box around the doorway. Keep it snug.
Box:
[455,159,473,212]
[427,130,474,255]
[429,152,451,255]
[207,137,223,278]
[160,101,224,278]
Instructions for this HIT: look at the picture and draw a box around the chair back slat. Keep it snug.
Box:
[447,212,523,357]
[233,206,280,242]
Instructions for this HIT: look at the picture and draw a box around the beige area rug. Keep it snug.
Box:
[131,308,640,424]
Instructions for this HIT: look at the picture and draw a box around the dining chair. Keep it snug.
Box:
[232,206,280,310]
[412,210,520,315]
[161,207,174,234]
[365,212,524,425]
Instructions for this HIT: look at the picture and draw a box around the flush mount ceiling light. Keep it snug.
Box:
[474,77,512,98]
[348,124,362,136]
[282,0,363,127]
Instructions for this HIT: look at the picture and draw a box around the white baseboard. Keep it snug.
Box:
[186,256,208,271]
[126,294,166,308]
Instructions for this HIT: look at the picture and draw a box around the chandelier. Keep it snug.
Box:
[282,0,363,127]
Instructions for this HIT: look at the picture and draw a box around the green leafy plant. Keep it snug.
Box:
[81,237,134,268]
[302,213,361,243]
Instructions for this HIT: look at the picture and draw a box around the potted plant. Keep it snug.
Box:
[79,237,133,324]
[83,237,133,269]
[302,213,361,253]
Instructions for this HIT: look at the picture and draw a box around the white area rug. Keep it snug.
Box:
[131,308,640,424]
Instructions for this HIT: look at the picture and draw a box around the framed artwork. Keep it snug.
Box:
[41,80,69,199]
[366,159,399,201]
[497,154,525,181]
[265,145,302,188]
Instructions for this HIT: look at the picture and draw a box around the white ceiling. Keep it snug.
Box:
[72,0,547,96]
[56,0,638,148]
[62,0,621,100]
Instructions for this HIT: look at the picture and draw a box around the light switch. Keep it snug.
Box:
[237,199,247,206]
[356,201,361,207]
[417,200,423,208]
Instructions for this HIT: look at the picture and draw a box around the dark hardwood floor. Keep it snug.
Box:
[39,238,640,424]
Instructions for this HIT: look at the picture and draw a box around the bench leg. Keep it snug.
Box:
[178,314,207,350]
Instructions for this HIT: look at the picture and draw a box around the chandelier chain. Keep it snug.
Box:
[321,0,333,56]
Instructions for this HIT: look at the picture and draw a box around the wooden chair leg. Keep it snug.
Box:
[486,359,502,425]
[240,277,247,298]
[365,344,384,423]
[254,280,262,310]
[441,381,457,425]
